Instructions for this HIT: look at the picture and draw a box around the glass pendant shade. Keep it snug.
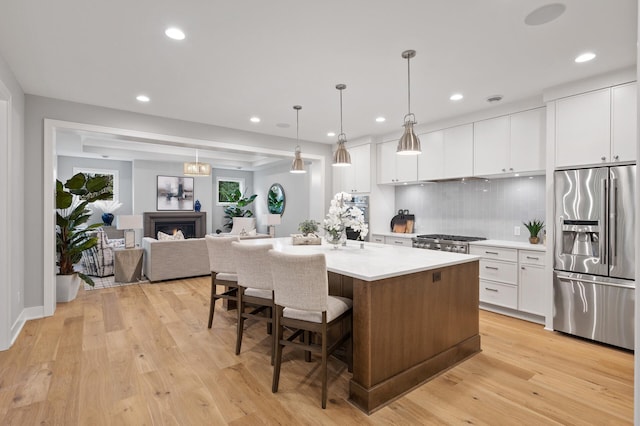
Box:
[183,149,211,176]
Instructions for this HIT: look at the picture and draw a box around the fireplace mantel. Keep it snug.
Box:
[143,212,207,238]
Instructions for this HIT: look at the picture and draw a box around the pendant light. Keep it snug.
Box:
[183,149,211,176]
[290,105,306,174]
[397,50,421,155]
[332,83,351,167]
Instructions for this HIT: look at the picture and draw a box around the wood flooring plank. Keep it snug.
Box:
[0,277,633,425]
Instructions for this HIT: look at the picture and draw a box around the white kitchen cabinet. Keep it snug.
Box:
[473,108,545,177]
[443,124,473,179]
[385,235,413,247]
[510,108,546,173]
[473,116,510,176]
[518,250,545,316]
[611,82,637,163]
[335,143,371,193]
[555,83,637,167]
[377,140,418,184]
[417,130,444,180]
[370,234,385,244]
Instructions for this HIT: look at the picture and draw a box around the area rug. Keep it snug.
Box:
[84,275,149,290]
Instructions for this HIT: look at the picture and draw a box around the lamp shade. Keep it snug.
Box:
[183,161,211,176]
[266,213,282,225]
[332,141,351,167]
[116,215,143,230]
[396,120,421,155]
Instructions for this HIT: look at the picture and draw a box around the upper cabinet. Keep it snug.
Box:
[442,124,473,179]
[334,143,371,194]
[473,108,545,176]
[377,140,418,184]
[417,130,444,180]
[555,82,636,168]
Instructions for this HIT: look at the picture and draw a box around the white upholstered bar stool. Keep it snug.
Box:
[268,250,353,409]
[205,234,240,329]
[231,241,275,364]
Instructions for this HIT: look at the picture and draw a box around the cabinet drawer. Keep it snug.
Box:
[470,245,517,262]
[385,237,413,247]
[480,280,518,309]
[518,250,545,266]
[371,234,385,244]
[479,259,517,284]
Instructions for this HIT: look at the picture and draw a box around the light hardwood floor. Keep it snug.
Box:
[0,277,633,425]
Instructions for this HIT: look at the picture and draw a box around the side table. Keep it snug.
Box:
[114,247,144,283]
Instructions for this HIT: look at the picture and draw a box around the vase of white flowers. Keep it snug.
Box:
[323,192,369,249]
[93,200,123,226]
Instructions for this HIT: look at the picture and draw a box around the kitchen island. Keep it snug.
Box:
[239,238,481,413]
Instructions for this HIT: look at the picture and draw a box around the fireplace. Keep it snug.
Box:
[144,212,206,239]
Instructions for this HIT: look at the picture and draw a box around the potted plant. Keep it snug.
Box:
[298,220,319,236]
[223,189,258,230]
[523,219,544,244]
[56,173,112,301]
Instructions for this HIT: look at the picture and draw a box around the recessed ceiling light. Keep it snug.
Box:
[375,117,386,123]
[136,95,150,102]
[575,52,596,63]
[250,117,261,123]
[327,132,336,137]
[165,27,186,40]
[524,3,566,26]
[450,93,464,101]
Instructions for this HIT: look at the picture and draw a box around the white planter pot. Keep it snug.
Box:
[56,274,81,303]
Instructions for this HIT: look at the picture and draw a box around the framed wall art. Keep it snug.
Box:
[216,177,245,206]
[156,175,194,211]
[73,167,118,201]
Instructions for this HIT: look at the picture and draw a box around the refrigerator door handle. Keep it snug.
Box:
[610,176,617,266]
[599,178,608,265]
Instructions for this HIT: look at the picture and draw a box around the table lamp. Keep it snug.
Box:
[266,213,281,238]
[117,214,143,248]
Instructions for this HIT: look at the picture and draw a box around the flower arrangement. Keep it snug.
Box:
[323,192,369,244]
[92,199,123,214]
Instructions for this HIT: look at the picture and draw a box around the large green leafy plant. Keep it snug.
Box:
[56,173,112,286]
[223,189,257,230]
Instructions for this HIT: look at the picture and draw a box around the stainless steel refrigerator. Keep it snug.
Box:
[554,165,635,350]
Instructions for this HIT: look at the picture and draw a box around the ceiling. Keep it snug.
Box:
[0,1,637,167]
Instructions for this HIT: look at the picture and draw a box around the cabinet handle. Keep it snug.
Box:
[502,168,506,172]
[485,287,499,292]
[521,266,526,270]
[509,167,513,171]
[485,266,499,270]
[394,241,403,244]
[526,256,539,260]
[485,251,499,255]
[601,156,606,161]
[614,155,619,160]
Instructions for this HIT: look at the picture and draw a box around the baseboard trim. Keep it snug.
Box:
[6,305,45,350]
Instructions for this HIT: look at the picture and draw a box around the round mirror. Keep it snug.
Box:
[268,183,285,215]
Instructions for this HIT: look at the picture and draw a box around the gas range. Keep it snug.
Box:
[412,234,486,254]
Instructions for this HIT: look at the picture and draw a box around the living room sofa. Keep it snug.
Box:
[142,231,271,282]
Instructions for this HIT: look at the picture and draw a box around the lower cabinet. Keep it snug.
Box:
[370,234,413,247]
[470,244,546,321]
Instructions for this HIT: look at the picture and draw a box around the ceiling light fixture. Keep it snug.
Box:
[327,132,336,137]
[136,95,150,102]
[165,27,186,40]
[332,84,351,167]
[397,50,421,155]
[376,117,386,123]
[450,93,464,101]
[575,52,596,63]
[290,105,306,174]
[250,116,261,123]
[183,149,211,177]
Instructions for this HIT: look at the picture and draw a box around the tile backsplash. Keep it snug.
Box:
[395,176,546,242]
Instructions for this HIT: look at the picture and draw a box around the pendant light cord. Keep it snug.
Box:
[339,88,344,135]
[407,55,411,114]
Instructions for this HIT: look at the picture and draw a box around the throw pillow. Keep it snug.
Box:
[157,230,185,241]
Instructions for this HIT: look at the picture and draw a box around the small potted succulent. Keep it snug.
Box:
[523,219,544,244]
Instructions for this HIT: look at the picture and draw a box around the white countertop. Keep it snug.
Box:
[239,237,479,282]
[469,239,547,252]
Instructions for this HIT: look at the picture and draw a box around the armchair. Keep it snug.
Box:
[81,229,123,277]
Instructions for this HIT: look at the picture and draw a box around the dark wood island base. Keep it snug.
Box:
[330,260,480,414]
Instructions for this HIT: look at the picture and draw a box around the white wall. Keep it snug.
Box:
[254,162,312,237]
[0,53,25,351]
